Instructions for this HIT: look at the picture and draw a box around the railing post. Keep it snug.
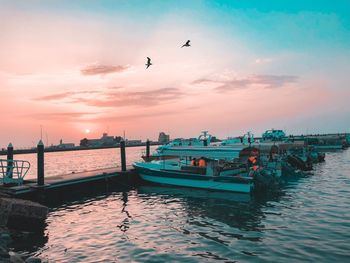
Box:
[120,140,126,172]
[6,143,14,178]
[37,140,45,186]
[146,139,150,160]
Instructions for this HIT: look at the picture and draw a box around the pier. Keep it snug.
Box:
[0,141,160,156]
[0,140,151,200]
[0,166,136,197]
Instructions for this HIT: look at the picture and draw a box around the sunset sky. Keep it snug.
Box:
[1,0,349,147]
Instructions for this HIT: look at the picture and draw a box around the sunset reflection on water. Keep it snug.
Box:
[8,149,350,262]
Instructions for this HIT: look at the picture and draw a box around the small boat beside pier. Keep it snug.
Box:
[134,145,281,194]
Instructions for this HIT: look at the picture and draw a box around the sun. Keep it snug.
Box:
[85,129,90,134]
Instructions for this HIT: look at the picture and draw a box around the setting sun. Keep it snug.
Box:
[85,129,90,134]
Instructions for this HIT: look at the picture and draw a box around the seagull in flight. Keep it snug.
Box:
[181,40,191,48]
[146,57,152,69]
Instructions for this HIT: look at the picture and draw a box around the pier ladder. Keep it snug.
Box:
[0,159,30,186]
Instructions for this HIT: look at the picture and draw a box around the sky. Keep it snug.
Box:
[0,0,349,147]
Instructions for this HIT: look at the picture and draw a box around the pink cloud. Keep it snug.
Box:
[81,64,129,76]
[33,90,100,101]
[192,74,298,92]
[32,86,185,108]
[75,87,185,108]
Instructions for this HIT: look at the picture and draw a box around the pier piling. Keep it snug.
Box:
[37,140,45,186]
[120,140,126,172]
[146,139,150,160]
[6,143,14,179]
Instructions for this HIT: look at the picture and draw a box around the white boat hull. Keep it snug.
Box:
[139,173,253,193]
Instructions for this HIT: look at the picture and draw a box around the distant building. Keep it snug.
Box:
[100,133,115,145]
[158,132,170,144]
[80,138,89,147]
[57,139,75,149]
[115,136,123,143]
[80,133,117,147]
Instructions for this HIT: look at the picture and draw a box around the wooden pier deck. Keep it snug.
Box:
[0,165,138,197]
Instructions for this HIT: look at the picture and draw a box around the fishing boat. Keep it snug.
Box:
[142,131,213,161]
[134,146,281,194]
[294,135,346,151]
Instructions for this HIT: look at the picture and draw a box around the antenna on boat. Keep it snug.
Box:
[247,131,252,147]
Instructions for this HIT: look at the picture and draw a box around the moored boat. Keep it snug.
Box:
[141,130,326,182]
[134,160,254,193]
[134,146,281,194]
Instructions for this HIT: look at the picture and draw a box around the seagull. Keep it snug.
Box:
[181,40,191,48]
[146,57,152,69]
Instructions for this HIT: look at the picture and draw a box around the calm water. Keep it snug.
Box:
[9,148,350,262]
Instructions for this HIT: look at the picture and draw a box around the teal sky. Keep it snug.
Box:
[5,0,349,59]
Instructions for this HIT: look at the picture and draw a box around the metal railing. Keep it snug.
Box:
[0,159,30,185]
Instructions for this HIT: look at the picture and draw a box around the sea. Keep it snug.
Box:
[7,146,350,262]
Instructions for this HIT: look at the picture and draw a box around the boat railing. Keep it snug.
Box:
[0,159,31,186]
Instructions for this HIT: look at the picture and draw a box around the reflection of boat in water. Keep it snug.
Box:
[138,184,252,202]
[137,185,281,232]
[134,146,281,194]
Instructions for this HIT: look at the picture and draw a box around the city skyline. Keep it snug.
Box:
[1,0,350,147]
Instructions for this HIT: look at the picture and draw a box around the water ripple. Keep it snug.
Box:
[8,148,350,262]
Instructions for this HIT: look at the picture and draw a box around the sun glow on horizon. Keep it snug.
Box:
[85,129,91,134]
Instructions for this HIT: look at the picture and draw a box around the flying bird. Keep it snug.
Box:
[146,57,152,69]
[181,40,191,48]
